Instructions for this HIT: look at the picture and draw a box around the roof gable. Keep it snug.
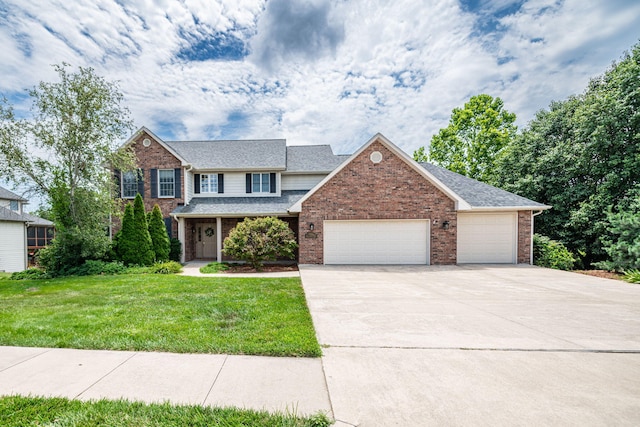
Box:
[290,133,470,212]
[122,127,188,165]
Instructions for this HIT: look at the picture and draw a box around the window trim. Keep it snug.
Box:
[121,171,138,199]
[251,173,271,193]
[9,200,19,211]
[158,169,175,198]
[199,174,218,194]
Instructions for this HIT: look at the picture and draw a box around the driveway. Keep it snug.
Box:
[300,265,640,426]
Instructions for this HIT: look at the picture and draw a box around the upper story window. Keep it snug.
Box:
[200,174,218,193]
[253,173,270,193]
[9,200,19,211]
[246,172,276,194]
[159,169,175,197]
[122,171,138,198]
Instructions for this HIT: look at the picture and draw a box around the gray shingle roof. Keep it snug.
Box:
[420,162,549,208]
[0,186,27,202]
[22,212,54,226]
[165,139,287,170]
[285,145,349,173]
[0,206,27,222]
[172,191,308,216]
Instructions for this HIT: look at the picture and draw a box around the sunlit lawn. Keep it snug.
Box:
[0,274,320,357]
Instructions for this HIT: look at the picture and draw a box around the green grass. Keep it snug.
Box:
[0,274,321,357]
[0,272,11,280]
[200,262,230,273]
[0,396,332,427]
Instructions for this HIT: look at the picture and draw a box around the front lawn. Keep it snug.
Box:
[0,396,331,427]
[0,274,320,357]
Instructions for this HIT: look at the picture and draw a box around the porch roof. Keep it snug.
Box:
[171,190,307,217]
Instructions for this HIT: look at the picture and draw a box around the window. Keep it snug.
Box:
[122,171,138,198]
[9,200,18,211]
[200,174,218,193]
[252,173,270,193]
[27,226,54,248]
[159,169,175,197]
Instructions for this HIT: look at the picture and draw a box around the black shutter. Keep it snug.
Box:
[164,217,172,238]
[194,174,200,194]
[218,174,224,194]
[137,169,144,198]
[114,169,121,198]
[174,168,181,198]
[150,168,158,198]
[246,173,252,193]
[270,173,276,193]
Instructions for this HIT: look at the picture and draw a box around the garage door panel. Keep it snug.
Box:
[457,213,516,264]
[324,220,429,265]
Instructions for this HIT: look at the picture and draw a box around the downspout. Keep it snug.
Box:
[531,210,544,265]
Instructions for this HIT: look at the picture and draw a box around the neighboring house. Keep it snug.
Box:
[119,127,550,265]
[0,186,54,272]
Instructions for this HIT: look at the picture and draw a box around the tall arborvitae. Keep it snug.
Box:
[132,193,155,266]
[148,204,170,262]
[115,203,136,265]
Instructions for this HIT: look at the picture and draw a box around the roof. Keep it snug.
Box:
[22,212,54,226]
[172,191,307,217]
[285,145,349,173]
[0,186,27,202]
[0,206,27,222]
[165,139,287,171]
[420,163,550,209]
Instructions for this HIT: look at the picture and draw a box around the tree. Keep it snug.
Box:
[222,217,298,270]
[414,94,516,182]
[0,63,135,273]
[114,203,136,265]
[493,43,640,266]
[596,186,640,271]
[148,204,170,262]
[132,194,154,266]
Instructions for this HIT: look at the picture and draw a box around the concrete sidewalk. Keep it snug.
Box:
[0,346,331,417]
[180,261,300,278]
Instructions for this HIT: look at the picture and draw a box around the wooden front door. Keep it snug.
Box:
[195,223,217,259]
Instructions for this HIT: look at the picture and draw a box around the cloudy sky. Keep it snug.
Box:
[1,0,639,156]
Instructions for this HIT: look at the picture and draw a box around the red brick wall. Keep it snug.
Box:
[124,131,184,238]
[299,140,457,264]
[518,210,532,264]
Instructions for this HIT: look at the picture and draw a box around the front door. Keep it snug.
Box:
[195,223,217,259]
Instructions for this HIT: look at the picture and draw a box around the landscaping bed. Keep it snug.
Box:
[0,274,321,357]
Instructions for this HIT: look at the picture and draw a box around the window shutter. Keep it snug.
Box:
[246,173,252,193]
[270,173,276,193]
[218,174,224,194]
[164,217,172,238]
[194,174,200,194]
[174,168,181,198]
[150,168,158,198]
[114,169,121,198]
[137,169,144,198]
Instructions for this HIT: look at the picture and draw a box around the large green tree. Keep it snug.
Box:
[148,204,170,262]
[414,94,517,182]
[494,43,640,266]
[0,63,135,272]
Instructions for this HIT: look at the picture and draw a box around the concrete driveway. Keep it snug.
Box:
[300,265,640,426]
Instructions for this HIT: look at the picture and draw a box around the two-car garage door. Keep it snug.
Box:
[324,220,429,264]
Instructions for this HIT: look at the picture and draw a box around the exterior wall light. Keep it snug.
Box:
[442,221,450,230]
[309,223,314,231]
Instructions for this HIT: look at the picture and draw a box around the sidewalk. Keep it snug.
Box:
[0,346,332,417]
[180,261,300,278]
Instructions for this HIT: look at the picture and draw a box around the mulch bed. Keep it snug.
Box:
[224,264,299,274]
[574,270,624,281]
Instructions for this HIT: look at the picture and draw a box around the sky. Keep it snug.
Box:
[1,0,639,159]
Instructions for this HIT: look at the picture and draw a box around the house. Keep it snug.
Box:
[0,186,54,272]
[119,128,550,265]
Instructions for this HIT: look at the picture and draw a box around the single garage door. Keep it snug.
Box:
[457,213,516,263]
[323,220,429,264]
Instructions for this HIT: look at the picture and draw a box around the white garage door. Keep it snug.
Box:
[324,220,429,264]
[457,213,517,263]
[0,221,26,272]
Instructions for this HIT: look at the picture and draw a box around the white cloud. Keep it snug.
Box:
[0,0,638,158]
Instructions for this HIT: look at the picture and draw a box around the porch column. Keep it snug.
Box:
[177,217,186,263]
[216,217,222,262]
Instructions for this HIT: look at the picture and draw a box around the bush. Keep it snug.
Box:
[148,204,170,262]
[10,268,49,280]
[223,217,297,270]
[624,269,640,284]
[62,260,128,276]
[169,238,182,262]
[115,194,154,266]
[148,261,183,274]
[533,234,576,270]
[597,187,640,272]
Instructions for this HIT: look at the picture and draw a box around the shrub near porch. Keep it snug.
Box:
[0,275,321,357]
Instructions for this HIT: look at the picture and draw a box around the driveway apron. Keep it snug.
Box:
[300,264,640,426]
